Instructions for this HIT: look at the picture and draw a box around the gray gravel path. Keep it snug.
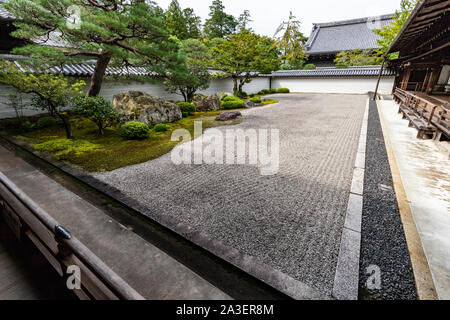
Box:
[94,93,367,294]
[358,99,417,300]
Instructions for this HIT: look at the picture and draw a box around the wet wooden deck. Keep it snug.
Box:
[0,221,75,300]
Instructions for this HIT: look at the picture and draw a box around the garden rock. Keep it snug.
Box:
[244,100,263,108]
[215,111,242,121]
[192,94,221,111]
[113,91,182,125]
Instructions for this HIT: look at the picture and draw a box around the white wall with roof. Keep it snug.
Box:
[272,76,395,94]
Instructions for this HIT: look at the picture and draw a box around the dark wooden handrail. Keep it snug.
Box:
[0,172,145,300]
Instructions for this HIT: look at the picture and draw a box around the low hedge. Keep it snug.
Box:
[120,121,150,139]
[249,97,262,103]
[223,96,242,102]
[154,123,170,132]
[277,88,290,93]
[222,100,245,109]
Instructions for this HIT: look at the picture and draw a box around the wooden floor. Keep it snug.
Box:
[0,220,75,300]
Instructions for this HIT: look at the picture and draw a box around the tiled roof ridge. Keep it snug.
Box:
[312,13,394,28]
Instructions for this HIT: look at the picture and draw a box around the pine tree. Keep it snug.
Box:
[238,10,253,32]
[166,0,188,40]
[204,0,238,39]
[3,0,182,97]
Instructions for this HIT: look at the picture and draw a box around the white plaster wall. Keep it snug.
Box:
[99,77,271,101]
[272,77,395,94]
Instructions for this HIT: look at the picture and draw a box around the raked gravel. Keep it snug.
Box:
[93,93,367,294]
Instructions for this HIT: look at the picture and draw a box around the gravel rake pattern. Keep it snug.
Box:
[94,94,366,294]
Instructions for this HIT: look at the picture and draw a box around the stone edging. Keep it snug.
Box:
[332,96,369,300]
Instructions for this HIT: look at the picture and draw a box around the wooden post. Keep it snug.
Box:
[373,57,386,101]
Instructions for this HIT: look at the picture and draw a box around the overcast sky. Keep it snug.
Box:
[155,0,401,37]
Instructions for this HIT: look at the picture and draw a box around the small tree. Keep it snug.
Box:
[212,30,281,95]
[274,12,308,69]
[238,10,253,32]
[0,60,84,139]
[73,95,120,135]
[165,39,211,101]
[5,90,26,125]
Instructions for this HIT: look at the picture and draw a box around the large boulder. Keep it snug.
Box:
[215,111,242,121]
[192,94,221,112]
[113,91,182,125]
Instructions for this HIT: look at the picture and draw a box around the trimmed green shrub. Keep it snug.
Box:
[223,96,241,102]
[235,91,248,99]
[120,121,150,139]
[303,64,316,70]
[277,88,290,93]
[154,123,170,132]
[182,112,189,118]
[249,97,262,103]
[176,102,196,115]
[269,89,277,93]
[258,89,271,95]
[72,95,120,135]
[37,116,58,128]
[222,100,245,109]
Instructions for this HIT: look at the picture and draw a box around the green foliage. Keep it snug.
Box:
[334,49,380,67]
[154,123,170,132]
[269,89,277,94]
[182,112,189,118]
[4,0,182,96]
[204,0,238,39]
[223,96,242,102]
[373,0,418,60]
[258,89,271,95]
[120,121,150,140]
[0,59,85,138]
[277,88,290,93]
[212,30,281,95]
[274,12,308,68]
[222,100,245,109]
[303,64,316,70]
[37,117,58,129]
[72,95,120,135]
[249,97,262,103]
[165,0,202,40]
[176,102,196,115]
[34,138,102,158]
[165,39,211,101]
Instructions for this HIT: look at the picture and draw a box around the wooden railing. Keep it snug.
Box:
[0,172,145,300]
[393,87,449,140]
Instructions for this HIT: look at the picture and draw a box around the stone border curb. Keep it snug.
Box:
[332,97,369,300]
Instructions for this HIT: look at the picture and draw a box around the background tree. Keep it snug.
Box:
[212,30,281,95]
[166,0,188,40]
[3,0,182,97]
[165,39,211,101]
[238,10,253,32]
[274,12,308,69]
[374,0,418,60]
[204,0,238,39]
[334,49,380,67]
[183,8,202,39]
[0,60,84,139]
